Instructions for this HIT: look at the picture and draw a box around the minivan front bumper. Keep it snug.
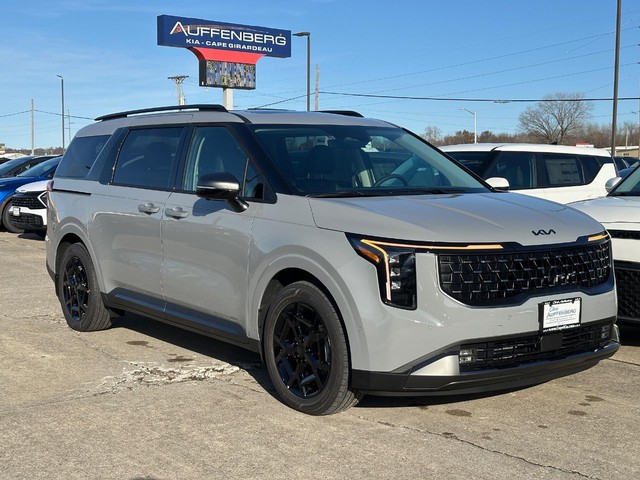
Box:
[351,322,619,395]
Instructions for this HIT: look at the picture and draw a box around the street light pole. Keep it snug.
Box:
[293,31,311,111]
[56,75,65,152]
[460,108,477,143]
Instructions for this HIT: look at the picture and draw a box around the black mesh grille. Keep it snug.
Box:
[459,321,613,372]
[12,194,46,209]
[438,241,611,306]
[609,230,640,240]
[615,264,640,321]
[10,213,44,229]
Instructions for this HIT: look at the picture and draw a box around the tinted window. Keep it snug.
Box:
[253,126,487,196]
[0,157,31,176]
[542,154,583,186]
[445,151,494,175]
[578,155,609,184]
[183,126,262,198]
[17,157,60,177]
[484,152,537,189]
[113,128,183,189]
[55,135,111,178]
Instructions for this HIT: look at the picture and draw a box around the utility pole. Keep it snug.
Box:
[56,75,65,152]
[31,99,35,155]
[460,108,477,144]
[314,64,319,111]
[168,75,188,105]
[610,0,622,156]
[67,109,72,144]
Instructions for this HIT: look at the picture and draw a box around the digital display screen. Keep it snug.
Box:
[199,60,256,90]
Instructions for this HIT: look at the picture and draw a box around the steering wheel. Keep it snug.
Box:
[373,173,409,187]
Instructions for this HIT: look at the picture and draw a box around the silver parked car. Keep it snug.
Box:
[46,105,619,415]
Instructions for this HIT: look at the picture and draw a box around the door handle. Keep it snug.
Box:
[138,203,160,214]
[165,207,190,219]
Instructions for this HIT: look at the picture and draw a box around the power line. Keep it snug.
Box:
[319,92,640,103]
[34,109,93,120]
[368,44,637,95]
[0,110,29,118]
[323,27,638,90]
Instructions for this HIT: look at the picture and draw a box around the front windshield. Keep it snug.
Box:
[252,125,488,196]
[0,156,33,176]
[610,164,640,196]
[17,157,60,177]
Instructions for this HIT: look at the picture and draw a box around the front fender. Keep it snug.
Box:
[247,224,371,371]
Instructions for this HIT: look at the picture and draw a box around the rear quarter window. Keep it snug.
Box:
[55,135,111,178]
[542,154,583,186]
[579,155,611,184]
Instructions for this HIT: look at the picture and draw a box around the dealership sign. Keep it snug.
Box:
[157,15,291,58]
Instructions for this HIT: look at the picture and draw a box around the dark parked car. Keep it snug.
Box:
[0,155,57,178]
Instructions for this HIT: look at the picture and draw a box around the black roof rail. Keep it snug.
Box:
[246,107,295,111]
[318,110,364,118]
[95,104,228,121]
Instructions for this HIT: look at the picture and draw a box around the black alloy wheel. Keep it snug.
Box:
[62,255,90,323]
[272,300,332,398]
[264,281,361,415]
[57,243,112,332]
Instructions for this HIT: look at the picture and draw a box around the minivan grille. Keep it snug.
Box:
[12,194,46,209]
[438,241,611,306]
[459,321,613,372]
[615,264,640,321]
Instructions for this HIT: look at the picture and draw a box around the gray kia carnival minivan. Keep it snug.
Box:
[46,105,619,415]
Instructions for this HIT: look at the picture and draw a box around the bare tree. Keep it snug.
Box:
[421,125,443,145]
[518,92,593,144]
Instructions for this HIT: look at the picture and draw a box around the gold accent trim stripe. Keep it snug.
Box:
[588,232,609,242]
[362,239,503,251]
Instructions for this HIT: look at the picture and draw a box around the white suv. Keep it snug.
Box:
[8,179,50,235]
[441,143,616,204]
[570,164,640,323]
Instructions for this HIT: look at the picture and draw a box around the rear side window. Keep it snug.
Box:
[485,152,536,189]
[55,135,111,178]
[113,128,183,189]
[542,154,583,186]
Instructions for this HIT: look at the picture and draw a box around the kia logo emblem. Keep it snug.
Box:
[532,229,557,236]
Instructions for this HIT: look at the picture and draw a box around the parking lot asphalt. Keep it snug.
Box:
[0,231,638,480]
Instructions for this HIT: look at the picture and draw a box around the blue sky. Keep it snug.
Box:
[1,0,639,149]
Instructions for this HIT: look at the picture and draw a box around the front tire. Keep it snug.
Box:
[263,281,361,415]
[57,243,112,332]
[2,200,24,234]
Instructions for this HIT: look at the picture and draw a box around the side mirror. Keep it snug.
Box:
[486,177,510,191]
[605,176,622,193]
[196,172,248,212]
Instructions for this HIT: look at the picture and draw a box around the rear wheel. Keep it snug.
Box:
[57,243,112,331]
[263,281,361,415]
[2,200,24,234]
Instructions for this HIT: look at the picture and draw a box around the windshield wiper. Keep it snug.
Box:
[307,190,367,198]
[609,191,639,197]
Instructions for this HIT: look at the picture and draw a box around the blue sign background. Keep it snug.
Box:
[157,15,291,58]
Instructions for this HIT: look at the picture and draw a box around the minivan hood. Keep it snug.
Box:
[309,192,604,246]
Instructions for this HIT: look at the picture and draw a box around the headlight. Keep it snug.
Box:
[347,235,417,309]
